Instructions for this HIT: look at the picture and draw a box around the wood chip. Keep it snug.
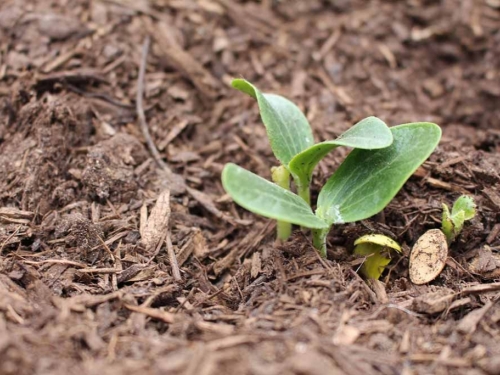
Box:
[123,304,175,324]
[0,207,34,219]
[141,190,171,252]
[457,300,495,334]
[250,252,261,278]
[486,223,500,244]
[368,279,389,304]
[411,289,455,314]
[146,20,220,99]
[409,229,448,285]
[483,187,500,210]
[468,246,500,279]
[332,325,360,345]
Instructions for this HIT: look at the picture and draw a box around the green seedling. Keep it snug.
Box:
[232,79,393,240]
[223,121,441,257]
[441,195,476,244]
[353,234,401,280]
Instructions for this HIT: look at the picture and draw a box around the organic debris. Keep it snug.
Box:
[0,0,499,374]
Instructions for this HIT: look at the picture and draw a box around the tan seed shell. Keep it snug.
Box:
[409,229,448,285]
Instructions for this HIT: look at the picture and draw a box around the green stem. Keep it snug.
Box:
[312,227,329,258]
[271,166,292,241]
[297,182,310,206]
[276,220,292,241]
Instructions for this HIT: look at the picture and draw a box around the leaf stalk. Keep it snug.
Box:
[312,227,330,258]
[271,166,292,241]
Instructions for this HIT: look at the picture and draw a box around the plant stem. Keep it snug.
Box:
[271,166,292,241]
[312,227,329,258]
[297,182,310,206]
[276,220,292,241]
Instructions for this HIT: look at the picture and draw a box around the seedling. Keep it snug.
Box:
[409,196,475,285]
[224,79,442,256]
[353,234,401,280]
[441,195,476,244]
[223,120,441,257]
[231,79,393,240]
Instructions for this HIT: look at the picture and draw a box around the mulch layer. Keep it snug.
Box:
[0,1,499,374]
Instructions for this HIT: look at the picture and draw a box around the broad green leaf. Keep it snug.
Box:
[317,123,441,224]
[452,195,476,220]
[232,79,314,165]
[222,163,328,229]
[288,116,393,189]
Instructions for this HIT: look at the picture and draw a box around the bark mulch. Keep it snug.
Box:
[0,1,499,374]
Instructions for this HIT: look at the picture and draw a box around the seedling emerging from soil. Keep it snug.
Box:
[223,122,441,257]
[231,79,393,240]
[409,196,475,285]
[441,195,476,244]
[353,234,401,280]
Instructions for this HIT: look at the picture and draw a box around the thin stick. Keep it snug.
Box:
[124,304,175,324]
[136,36,171,172]
[0,225,22,255]
[166,233,182,282]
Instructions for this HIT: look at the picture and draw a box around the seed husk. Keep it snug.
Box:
[409,229,448,285]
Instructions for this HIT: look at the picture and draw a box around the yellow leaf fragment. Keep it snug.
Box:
[354,234,401,280]
[354,234,401,252]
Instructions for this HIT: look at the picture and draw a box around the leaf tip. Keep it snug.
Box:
[231,78,257,99]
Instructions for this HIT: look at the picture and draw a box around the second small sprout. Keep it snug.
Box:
[441,195,476,244]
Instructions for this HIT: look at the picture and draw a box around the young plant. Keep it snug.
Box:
[441,195,476,244]
[223,122,441,257]
[353,234,401,280]
[231,79,393,240]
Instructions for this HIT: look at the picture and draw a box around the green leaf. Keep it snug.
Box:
[222,163,328,229]
[441,203,454,243]
[232,79,314,165]
[288,116,393,189]
[317,123,441,224]
[452,195,476,221]
[451,210,465,236]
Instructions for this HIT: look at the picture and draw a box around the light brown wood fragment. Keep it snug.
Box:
[124,304,175,324]
[192,230,209,259]
[146,20,220,99]
[457,301,494,334]
[166,234,182,282]
[411,289,455,314]
[483,187,500,210]
[369,279,389,304]
[399,330,411,353]
[250,252,261,278]
[141,190,171,252]
[0,207,34,219]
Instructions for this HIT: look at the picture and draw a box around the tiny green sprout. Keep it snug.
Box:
[231,78,393,240]
[441,195,476,244]
[353,234,401,280]
[223,80,442,257]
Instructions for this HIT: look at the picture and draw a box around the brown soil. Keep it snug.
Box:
[1,1,499,374]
